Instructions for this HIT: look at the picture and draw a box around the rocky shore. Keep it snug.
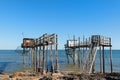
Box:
[0,72,120,80]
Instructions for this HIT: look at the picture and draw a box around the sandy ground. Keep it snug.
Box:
[0,72,120,80]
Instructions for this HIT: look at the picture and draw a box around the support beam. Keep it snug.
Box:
[43,46,45,70]
[55,35,59,72]
[110,46,113,73]
[100,46,102,73]
[73,35,76,65]
[46,46,48,72]
[102,46,105,73]
[23,48,25,65]
[36,47,38,72]
[78,37,80,67]
[39,46,41,68]
[66,50,70,64]
[50,45,54,72]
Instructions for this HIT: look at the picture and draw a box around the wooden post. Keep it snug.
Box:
[55,35,59,72]
[46,46,48,72]
[40,46,43,68]
[36,46,38,72]
[89,37,91,69]
[110,46,113,73]
[110,38,113,73]
[23,48,25,65]
[40,46,42,67]
[100,46,102,73]
[31,48,34,72]
[34,48,36,72]
[85,38,87,70]
[73,35,76,65]
[32,48,35,72]
[50,45,54,72]
[78,37,80,67]
[23,48,25,70]
[42,36,45,70]
[39,46,41,68]
[28,48,31,68]
[43,46,45,70]
[66,49,70,64]
[91,46,94,73]
[83,35,85,60]
[102,46,105,73]
[86,38,87,50]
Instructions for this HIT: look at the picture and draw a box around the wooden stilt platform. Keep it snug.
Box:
[21,33,60,73]
[65,35,113,74]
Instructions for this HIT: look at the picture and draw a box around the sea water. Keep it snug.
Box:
[0,50,120,74]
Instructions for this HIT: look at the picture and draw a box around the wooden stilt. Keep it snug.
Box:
[46,46,48,72]
[43,46,45,70]
[23,48,25,70]
[32,48,35,72]
[23,48,25,65]
[83,35,85,59]
[102,46,105,73]
[36,47,38,72]
[110,46,113,73]
[92,46,94,73]
[50,45,54,72]
[66,49,70,64]
[78,37,80,67]
[34,48,36,72]
[40,46,43,68]
[39,47,41,68]
[73,35,76,65]
[31,48,34,72]
[55,35,59,72]
[100,46,102,73]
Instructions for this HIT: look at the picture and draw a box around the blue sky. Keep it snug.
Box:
[0,0,120,49]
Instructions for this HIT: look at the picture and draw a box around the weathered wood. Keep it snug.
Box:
[31,48,34,71]
[99,46,102,73]
[36,47,38,72]
[55,35,59,72]
[83,35,85,60]
[39,46,41,68]
[67,53,70,64]
[40,46,43,68]
[102,46,105,73]
[46,46,48,72]
[50,45,54,72]
[78,37,80,67]
[43,46,45,70]
[34,48,36,72]
[89,44,98,74]
[23,48,25,65]
[65,35,112,74]
[92,46,94,73]
[73,35,76,65]
[110,46,113,73]
[21,33,59,73]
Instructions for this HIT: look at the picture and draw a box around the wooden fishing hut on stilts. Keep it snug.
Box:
[21,33,60,74]
[65,35,113,74]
